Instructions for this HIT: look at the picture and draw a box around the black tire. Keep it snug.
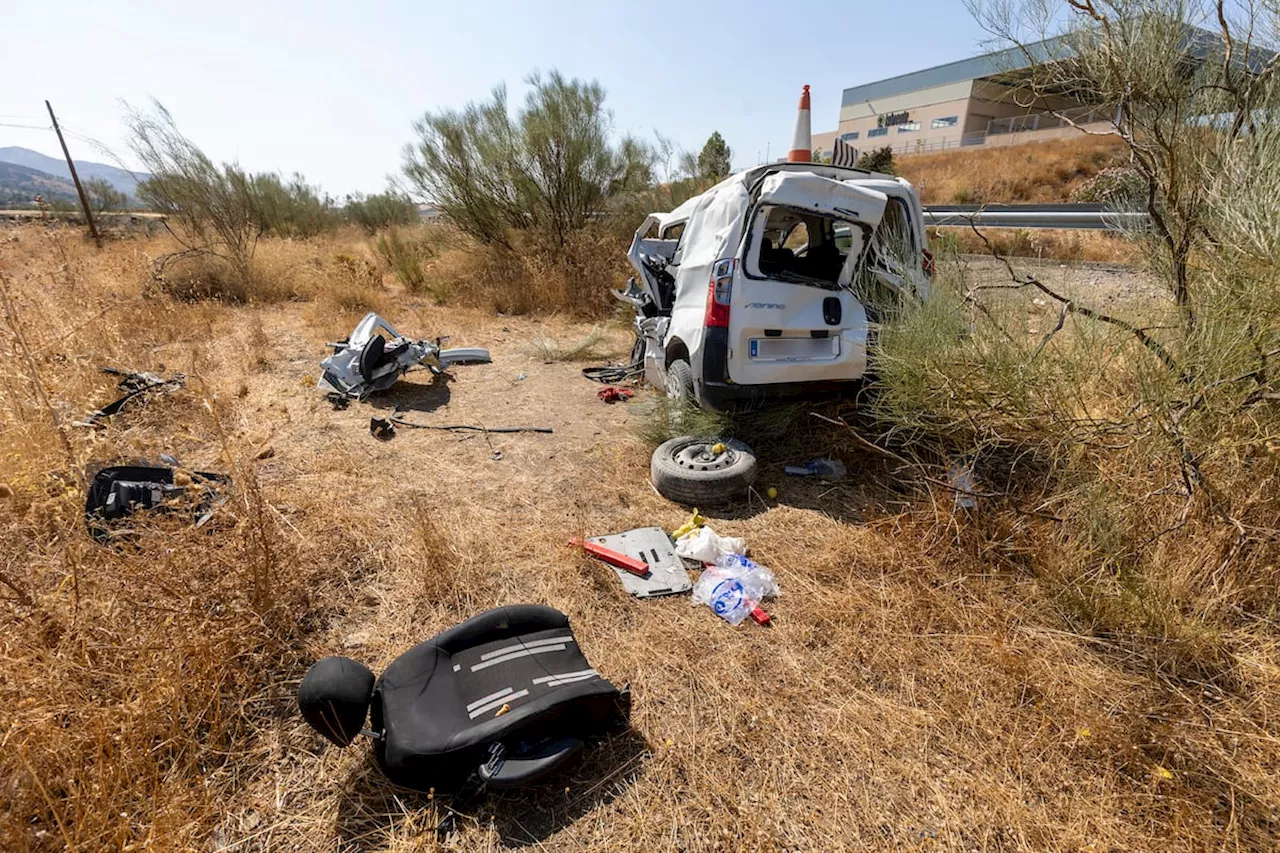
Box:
[664,359,696,429]
[651,436,757,506]
[665,358,694,403]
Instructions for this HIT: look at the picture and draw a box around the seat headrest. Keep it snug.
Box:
[358,335,387,383]
[298,656,375,746]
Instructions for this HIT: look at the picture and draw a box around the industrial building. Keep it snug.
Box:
[812,36,1114,160]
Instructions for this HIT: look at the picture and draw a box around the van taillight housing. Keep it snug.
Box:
[922,248,935,278]
[704,259,735,328]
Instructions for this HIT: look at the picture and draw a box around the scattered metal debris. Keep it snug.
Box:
[783,458,847,480]
[370,417,397,441]
[84,462,229,545]
[948,460,978,510]
[75,367,185,428]
[388,411,552,435]
[576,527,692,598]
[318,312,491,402]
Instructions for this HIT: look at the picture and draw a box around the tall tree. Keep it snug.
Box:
[696,131,732,179]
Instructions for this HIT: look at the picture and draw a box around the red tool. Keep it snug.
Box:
[569,537,651,577]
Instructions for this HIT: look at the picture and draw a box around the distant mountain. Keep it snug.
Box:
[0,161,79,208]
[0,146,144,198]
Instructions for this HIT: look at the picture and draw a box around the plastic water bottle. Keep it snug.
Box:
[693,554,779,626]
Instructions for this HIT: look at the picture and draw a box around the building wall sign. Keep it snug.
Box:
[877,111,912,128]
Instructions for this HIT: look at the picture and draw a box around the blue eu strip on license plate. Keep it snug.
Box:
[749,340,758,358]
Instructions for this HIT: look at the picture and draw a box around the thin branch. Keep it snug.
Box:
[1031,304,1069,361]
[965,218,1180,371]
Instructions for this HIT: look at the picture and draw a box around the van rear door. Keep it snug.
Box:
[727,172,887,386]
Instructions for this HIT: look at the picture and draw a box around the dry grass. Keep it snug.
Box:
[930,226,1143,264]
[426,225,632,319]
[528,326,621,363]
[2,224,1276,852]
[898,134,1128,206]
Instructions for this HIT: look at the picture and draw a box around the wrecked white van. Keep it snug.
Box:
[620,162,932,411]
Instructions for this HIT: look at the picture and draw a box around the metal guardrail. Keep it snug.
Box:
[2,205,1139,232]
[922,203,1147,231]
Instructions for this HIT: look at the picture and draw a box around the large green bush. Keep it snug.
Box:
[344,192,419,233]
[402,71,655,247]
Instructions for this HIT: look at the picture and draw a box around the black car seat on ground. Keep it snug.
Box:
[298,604,629,792]
[84,464,228,544]
[357,335,412,383]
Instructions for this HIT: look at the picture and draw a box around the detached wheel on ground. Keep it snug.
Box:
[651,436,757,506]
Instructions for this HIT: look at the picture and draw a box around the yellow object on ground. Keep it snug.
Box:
[672,508,707,540]
[766,487,778,499]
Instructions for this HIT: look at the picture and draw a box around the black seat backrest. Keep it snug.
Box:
[371,605,621,790]
[358,334,387,382]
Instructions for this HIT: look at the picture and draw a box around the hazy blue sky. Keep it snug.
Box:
[0,0,992,196]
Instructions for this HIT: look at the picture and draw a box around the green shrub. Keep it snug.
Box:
[84,178,129,214]
[344,192,419,233]
[402,70,655,247]
[248,173,338,238]
[128,101,337,286]
[1069,166,1145,208]
[858,145,896,175]
[375,227,436,295]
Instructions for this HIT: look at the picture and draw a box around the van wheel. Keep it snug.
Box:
[665,359,695,428]
[665,359,695,406]
[651,436,757,506]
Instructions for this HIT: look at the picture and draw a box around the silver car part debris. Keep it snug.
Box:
[585,527,692,598]
[317,312,491,400]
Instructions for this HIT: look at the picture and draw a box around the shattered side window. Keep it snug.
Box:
[661,222,686,241]
[853,198,917,319]
[867,198,915,279]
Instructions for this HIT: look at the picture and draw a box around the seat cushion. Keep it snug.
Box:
[372,605,620,790]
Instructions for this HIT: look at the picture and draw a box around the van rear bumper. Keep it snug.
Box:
[698,377,864,412]
[697,328,864,412]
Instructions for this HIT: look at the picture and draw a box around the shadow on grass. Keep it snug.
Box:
[332,727,650,850]
[365,371,452,413]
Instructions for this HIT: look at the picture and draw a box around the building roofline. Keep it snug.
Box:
[840,35,1074,108]
[840,23,1268,110]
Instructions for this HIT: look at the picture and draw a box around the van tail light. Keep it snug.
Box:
[922,248,935,278]
[704,258,735,328]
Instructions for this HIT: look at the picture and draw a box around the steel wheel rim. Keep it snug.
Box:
[672,441,735,472]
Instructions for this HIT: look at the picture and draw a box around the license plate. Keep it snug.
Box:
[748,336,839,362]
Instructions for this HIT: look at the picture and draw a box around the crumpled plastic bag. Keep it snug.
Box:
[675,524,746,564]
[692,554,778,626]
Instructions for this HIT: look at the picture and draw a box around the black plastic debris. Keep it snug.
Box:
[75,367,186,428]
[85,463,229,545]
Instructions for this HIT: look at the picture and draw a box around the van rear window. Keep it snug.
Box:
[745,205,865,289]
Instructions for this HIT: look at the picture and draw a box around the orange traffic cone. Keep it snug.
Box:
[786,85,812,163]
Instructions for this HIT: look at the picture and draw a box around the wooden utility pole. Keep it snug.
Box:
[45,100,102,248]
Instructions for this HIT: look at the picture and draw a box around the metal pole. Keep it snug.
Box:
[45,100,102,248]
